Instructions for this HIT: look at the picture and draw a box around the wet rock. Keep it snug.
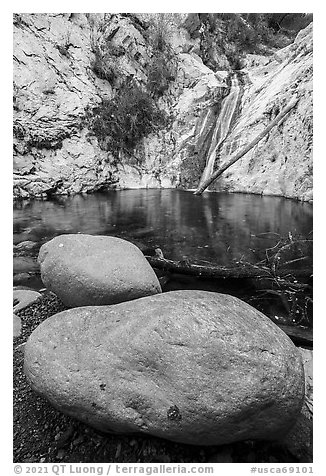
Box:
[13,273,31,285]
[24,290,304,446]
[13,289,41,312]
[13,313,22,337]
[13,256,39,274]
[38,234,162,307]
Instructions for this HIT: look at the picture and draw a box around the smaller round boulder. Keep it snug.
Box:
[38,234,162,307]
[13,289,41,312]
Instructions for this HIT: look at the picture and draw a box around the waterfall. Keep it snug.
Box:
[197,74,241,190]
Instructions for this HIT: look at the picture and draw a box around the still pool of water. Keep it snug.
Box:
[14,189,313,267]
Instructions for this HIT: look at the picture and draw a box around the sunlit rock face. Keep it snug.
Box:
[211,23,313,202]
[13,14,312,201]
[13,13,173,198]
[169,23,313,201]
[13,13,116,198]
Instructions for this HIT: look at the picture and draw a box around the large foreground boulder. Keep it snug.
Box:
[24,290,304,446]
[38,234,161,307]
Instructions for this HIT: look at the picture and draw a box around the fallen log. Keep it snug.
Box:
[147,256,312,347]
[194,97,299,195]
[145,256,312,280]
[277,324,313,348]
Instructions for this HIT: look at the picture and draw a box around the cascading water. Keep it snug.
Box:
[197,74,241,190]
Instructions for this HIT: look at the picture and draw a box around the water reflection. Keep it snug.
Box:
[13,190,313,266]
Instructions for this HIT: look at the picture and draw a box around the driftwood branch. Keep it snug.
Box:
[194,97,299,195]
[277,324,312,347]
[145,256,311,279]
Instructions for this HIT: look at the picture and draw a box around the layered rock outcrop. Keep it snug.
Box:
[24,290,305,445]
[13,14,313,201]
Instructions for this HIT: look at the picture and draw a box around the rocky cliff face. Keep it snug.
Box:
[166,23,313,201]
[13,14,312,201]
[211,24,313,201]
[13,13,172,199]
[14,13,113,198]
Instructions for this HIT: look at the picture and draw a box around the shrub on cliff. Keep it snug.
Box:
[91,42,122,84]
[90,20,125,85]
[147,52,177,97]
[89,80,167,158]
[146,14,179,97]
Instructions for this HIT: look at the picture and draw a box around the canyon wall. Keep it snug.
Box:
[13,14,312,201]
[210,24,313,201]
